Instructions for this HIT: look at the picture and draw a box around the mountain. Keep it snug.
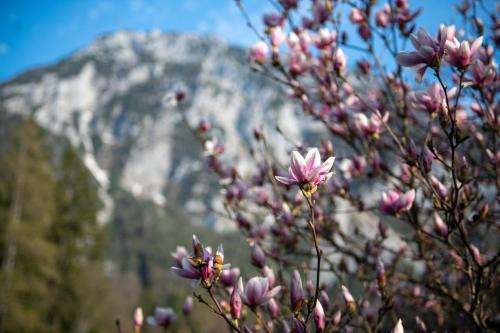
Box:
[0,30,302,230]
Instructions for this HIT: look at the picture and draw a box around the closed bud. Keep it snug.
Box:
[392,319,404,333]
[433,212,448,237]
[341,285,356,316]
[182,296,193,316]
[421,147,433,173]
[230,283,242,319]
[250,244,266,268]
[133,307,144,333]
[267,298,280,319]
[319,290,330,312]
[290,270,305,312]
[332,310,342,328]
[415,316,427,333]
[314,300,326,330]
[376,258,386,289]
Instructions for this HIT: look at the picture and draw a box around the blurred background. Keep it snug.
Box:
[0,1,495,332]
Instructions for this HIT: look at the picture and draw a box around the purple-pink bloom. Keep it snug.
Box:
[408,83,446,114]
[380,189,416,215]
[147,307,177,328]
[275,148,335,188]
[444,36,483,68]
[238,277,281,307]
[396,25,455,80]
[249,41,269,64]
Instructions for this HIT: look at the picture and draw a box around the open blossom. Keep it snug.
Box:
[444,36,483,68]
[147,307,177,328]
[353,113,387,138]
[313,28,337,49]
[397,25,455,80]
[275,148,335,188]
[469,60,497,87]
[238,276,281,307]
[408,83,446,114]
[249,41,269,63]
[380,189,416,215]
[171,235,228,287]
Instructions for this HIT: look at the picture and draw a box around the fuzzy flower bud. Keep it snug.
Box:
[342,285,356,316]
[314,300,326,330]
[133,307,144,333]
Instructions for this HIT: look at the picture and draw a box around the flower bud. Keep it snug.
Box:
[250,244,266,268]
[470,244,483,265]
[230,283,242,319]
[262,266,276,288]
[319,290,330,312]
[415,316,427,333]
[332,310,342,327]
[314,300,326,330]
[267,298,280,319]
[290,270,305,312]
[433,212,448,237]
[133,307,144,333]
[392,318,404,333]
[182,296,193,316]
[341,285,356,316]
[376,258,386,289]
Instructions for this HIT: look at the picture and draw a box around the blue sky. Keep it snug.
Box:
[0,0,495,82]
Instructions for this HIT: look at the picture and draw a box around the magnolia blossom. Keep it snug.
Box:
[444,36,483,68]
[375,5,391,28]
[313,28,337,49]
[469,60,497,87]
[238,277,281,307]
[353,113,387,138]
[380,189,416,215]
[249,41,269,63]
[220,267,240,287]
[397,25,455,80]
[171,235,228,287]
[147,307,177,328]
[408,83,446,114]
[275,148,335,188]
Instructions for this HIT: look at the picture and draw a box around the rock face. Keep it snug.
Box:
[0,30,301,228]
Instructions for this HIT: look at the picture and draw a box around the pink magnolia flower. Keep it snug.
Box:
[238,276,281,307]
[444,36,483,68]
[289,50,308,76]
[408,83,446,114]
[353,113,387,138]
[397,25,455,80]
[469,60,497,87]
[275,148,335,188]
[147,307,177,328]
[249,41,269,64]
[270,26,286,48]
[313,28,337,49]
[380,189,416,215]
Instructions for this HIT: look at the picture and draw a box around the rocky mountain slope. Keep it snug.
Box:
[0,30,302,229]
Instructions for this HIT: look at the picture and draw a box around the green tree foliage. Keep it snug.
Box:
[0,118,116,332]
[0,118,58,332]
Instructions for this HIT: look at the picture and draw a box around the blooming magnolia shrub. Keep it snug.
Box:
[133,1,499,332]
